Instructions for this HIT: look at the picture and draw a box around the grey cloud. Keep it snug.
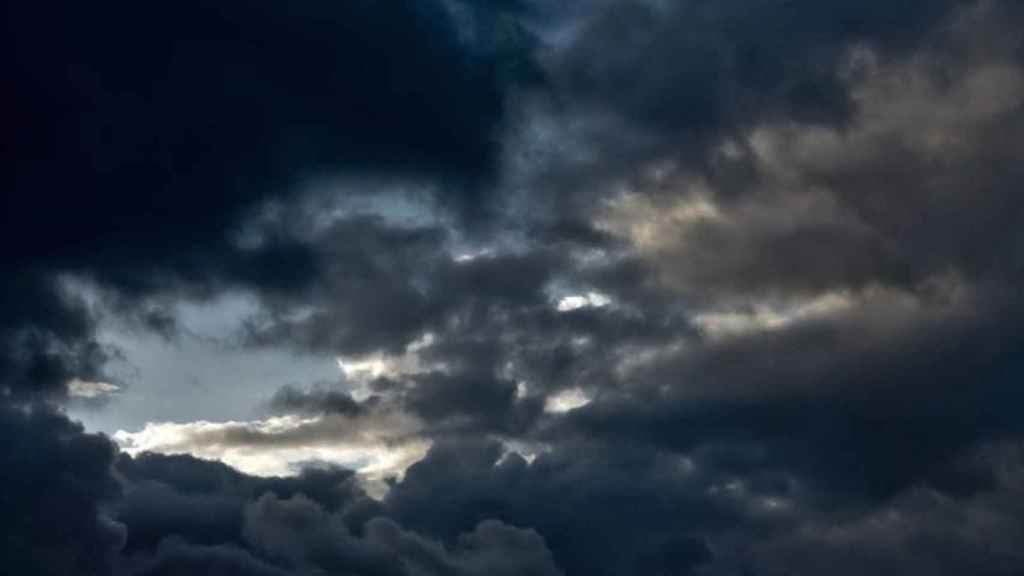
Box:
[736,442,1024,576]
[0,405,124,576]
[385,438,722,576]
[269,385,365,418]
[128,537,293,576]
[106,449,565,576]
[245,493,562,576]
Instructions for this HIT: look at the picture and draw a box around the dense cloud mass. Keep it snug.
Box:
[6,0,1024,574]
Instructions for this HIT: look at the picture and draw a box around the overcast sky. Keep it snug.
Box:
[7,1,1024,575]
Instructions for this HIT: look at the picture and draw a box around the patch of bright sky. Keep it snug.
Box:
[63,283,340,435]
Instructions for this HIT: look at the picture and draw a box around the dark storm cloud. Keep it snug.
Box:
[110,451,561,576]
[380,432,1024,576]
[244,493,561,576]
[403,369,542,437]
[734,442,1024,576]
[114,453,376,554]
[529,0,1024,301]
[241,210,695,438]
[0,273,112,400]
[1,0,558,571]
[241,215,454,355]
[128,538,292,576]
[3,0,537,401]
[269,384,365,417]
[328,4,1024,573]
[7,0,535,269]
[510,1,1024,511]
[544,285,1024,503]
[527,0,970,205]
[0,405,125,575]
[558,0,961,127]
[384,438,721,576]
[241,212,572,360]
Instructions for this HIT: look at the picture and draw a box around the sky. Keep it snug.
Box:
[6,1,1024,574]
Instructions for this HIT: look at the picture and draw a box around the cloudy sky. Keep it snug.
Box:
[7,1,1024,574]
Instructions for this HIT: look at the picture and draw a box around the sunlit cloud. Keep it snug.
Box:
[543,387,592,413]
[693,292,854,339]
[556,291,612,312]
[66,378,120,399]
[114,413,429,497]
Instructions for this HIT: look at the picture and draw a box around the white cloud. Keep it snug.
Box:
[114,412,429,498]
[597,188,724,252]
[67,378,120,399]
[543,387,592,413]
[499,439,550,465]
[337,332,440,401]
[556,291,612,312]
[452,247,495,263]
[693,292,854,339]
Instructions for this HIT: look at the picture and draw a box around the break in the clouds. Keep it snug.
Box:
[7,1,1024,575]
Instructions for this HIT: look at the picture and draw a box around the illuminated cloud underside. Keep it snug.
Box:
[115,415,429,496]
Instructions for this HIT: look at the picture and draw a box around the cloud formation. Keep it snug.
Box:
[6,1,1024,575]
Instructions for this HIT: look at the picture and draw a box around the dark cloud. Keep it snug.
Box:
[7,0,535,271]
[3,0,537,401]
[525,0,971,205]
[385,439,721,576]
[0,274,113,400]
[245,493,561,576]
[404,369,543,437]
[0,405,124,576]
[111,451,562,576]
[128,537,292,576]
[269,384,364,418]
[114,453,377,555]
[241,216,454,355]
[554,289,1024,501]
[558,0,962,126]
[735,442,1024,576]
